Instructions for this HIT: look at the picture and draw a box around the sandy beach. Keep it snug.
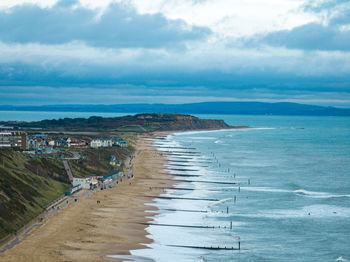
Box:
[0,134,173,262]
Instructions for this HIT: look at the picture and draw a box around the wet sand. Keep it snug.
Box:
[0,135,173,262]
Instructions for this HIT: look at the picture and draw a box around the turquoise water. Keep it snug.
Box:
[130,115,350,262]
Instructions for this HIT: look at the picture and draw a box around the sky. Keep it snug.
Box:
[0,0,350,107]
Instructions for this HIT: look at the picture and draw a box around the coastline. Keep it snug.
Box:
[0,133,175,262]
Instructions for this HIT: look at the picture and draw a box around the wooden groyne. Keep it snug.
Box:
[159,208,208,213]
[144,195,218,201]
[166,163,209,168]
[166,245,239,250]
[150,187,194,191]
[168,156,212,161]
[165,152,201,156]
[150,186,238,193]
[140,178,237,185]
[157,146,197,150]
[140,222,215,229]
[166,168,200,172]
[167,156,194,160]
[168,159,213,164]
[162,173,201,178]
[172,179,238,185]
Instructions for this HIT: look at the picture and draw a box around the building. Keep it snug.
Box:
[116,138,128,147]
[90,138,103,148]
[72,177,98,189]
[0,131,27,149]
[68,138,89,148]
[11,131,27,150]
[47,139,56,147]
[27,136,39,150]
[90,138,114,148]
[0,131,11,147]
[110,155,116,166]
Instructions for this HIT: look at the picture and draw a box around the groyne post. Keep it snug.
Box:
[238,236,241,250]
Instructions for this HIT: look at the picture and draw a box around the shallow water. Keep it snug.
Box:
[130,115,350,262]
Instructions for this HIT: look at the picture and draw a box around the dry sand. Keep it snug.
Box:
[0,135,173,262]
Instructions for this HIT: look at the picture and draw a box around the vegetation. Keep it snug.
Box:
[69,143,134,178]
[1,113,234,132]
[0,149,69,239]
[0,140,135,240]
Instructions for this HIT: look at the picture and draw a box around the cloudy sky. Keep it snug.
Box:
[1,0,350,106]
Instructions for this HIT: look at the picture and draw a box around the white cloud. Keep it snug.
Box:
[130,0,317,37]
[0,0,318,37]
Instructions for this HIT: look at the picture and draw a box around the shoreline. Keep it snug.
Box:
[0,133,175,262]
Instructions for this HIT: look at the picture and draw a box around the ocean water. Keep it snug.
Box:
[128,115,350,262]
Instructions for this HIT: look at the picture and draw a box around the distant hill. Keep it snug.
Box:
[1,102,349,116]
[1,113,238,132]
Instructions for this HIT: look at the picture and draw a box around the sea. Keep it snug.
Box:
[2,111,350,262]
[132,115,350,262]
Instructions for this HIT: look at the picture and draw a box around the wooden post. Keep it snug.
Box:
[238,236,241,250]
[230,221,232,229]
[238,184,240,192]
[234,195,236,203]
[226,206,229,214]
[248,179,250,185]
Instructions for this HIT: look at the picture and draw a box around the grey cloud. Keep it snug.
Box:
[0,0,211,48]
[303,0,350,13]
[303,0,350,26]
[248,0,350,52]
[254,23,350,51]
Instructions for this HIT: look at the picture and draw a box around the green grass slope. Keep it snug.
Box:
[0,149,69,239]
[0,140,135,240]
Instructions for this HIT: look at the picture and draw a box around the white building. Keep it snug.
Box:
[90,139,103,148]
[48,140,55,147]
[90,138,114,148]
[72,177,98,189]
[0,132,11,147]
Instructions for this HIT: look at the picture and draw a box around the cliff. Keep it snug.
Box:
[0,145,134,240]
[2,113,240,132]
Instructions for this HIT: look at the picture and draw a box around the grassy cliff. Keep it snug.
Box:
[3,113,236,132]
[0,149,69,239]
[0,141,134,240]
